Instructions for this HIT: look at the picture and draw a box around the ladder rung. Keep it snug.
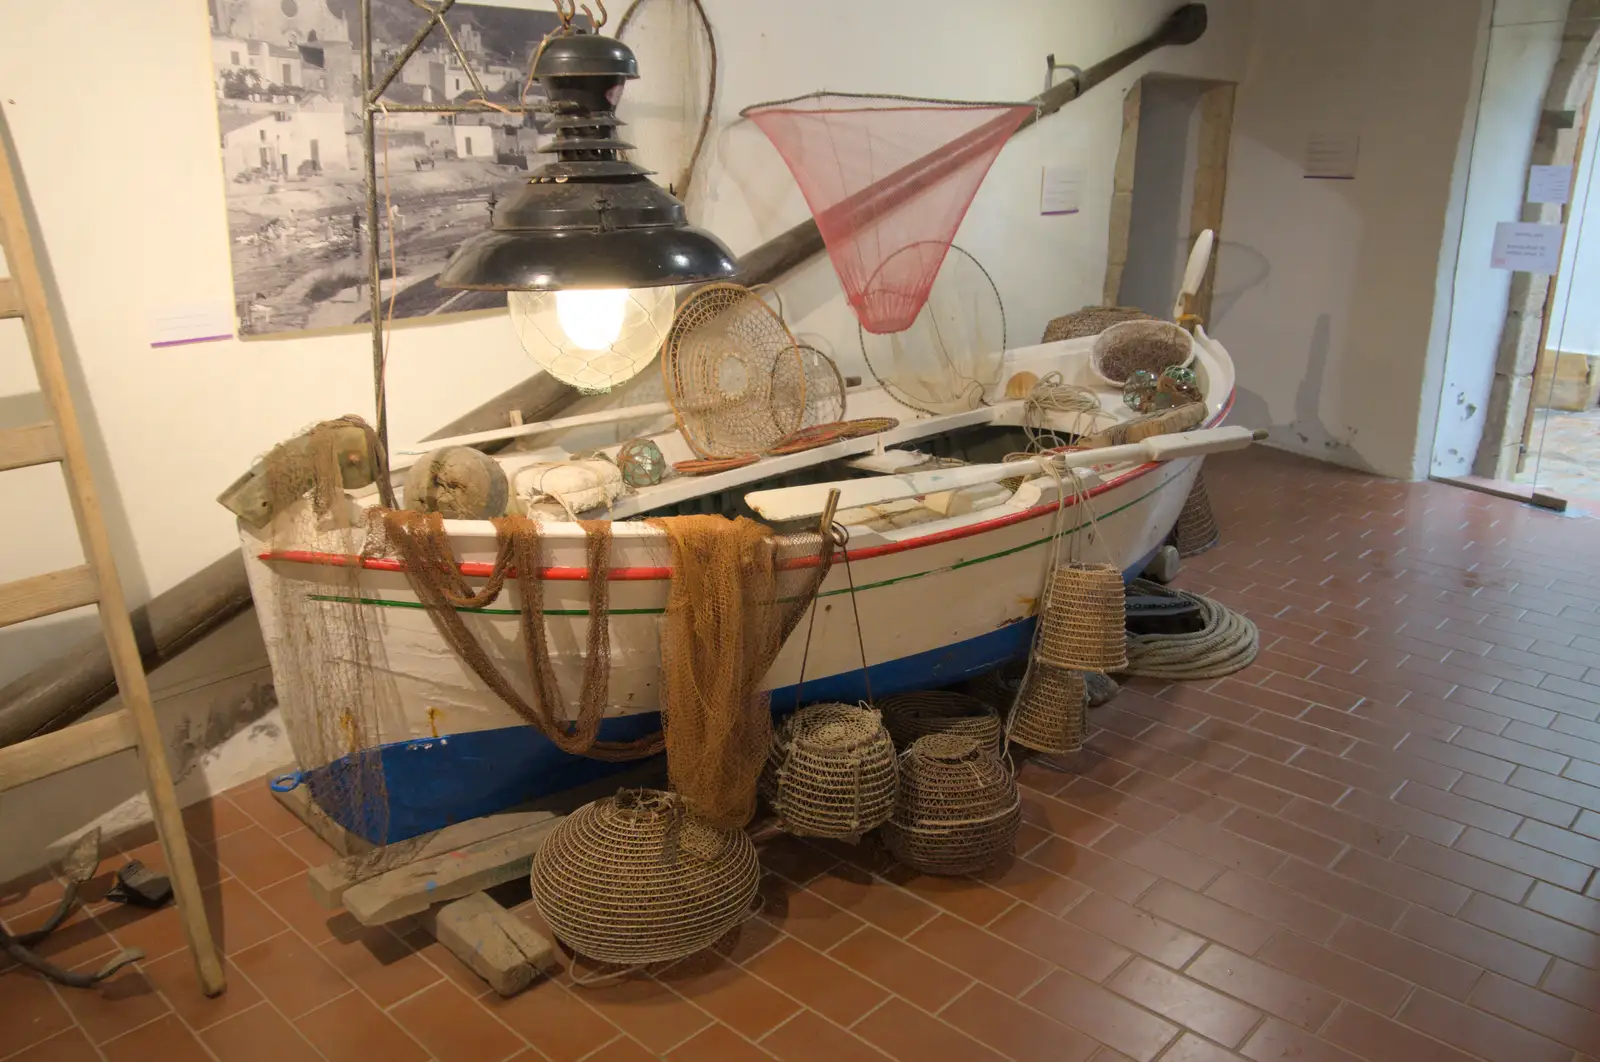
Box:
[0,421,61,471]
[0,564,98,628]
[0,277,18,319]
[0,710,138,792]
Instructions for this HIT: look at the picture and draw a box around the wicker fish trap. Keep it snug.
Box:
[1041,305,1154,342]
[1173,470,1220,557]
[1036,562,1129,673]
[877,690,1003,753]
[760,703,897,840]
[883,733,1020,875]
[960,660,1027,714]
[530,789,760,966]
[1008,663,1088,754]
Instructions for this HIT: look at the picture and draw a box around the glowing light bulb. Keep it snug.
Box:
[555,288,629,350]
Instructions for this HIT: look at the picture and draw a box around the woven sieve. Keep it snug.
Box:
[760,703,897,840]
[882,733,1020,875]
[530,789,759,966]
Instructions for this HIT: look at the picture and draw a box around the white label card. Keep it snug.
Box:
[149,302,235,348]
[1528,165,1573,205]
[1040,165,1083,215]
[1305,131,1360,179]
[1490,221,1564,273]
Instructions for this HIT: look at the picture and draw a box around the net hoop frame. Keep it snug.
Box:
[857,242,1006,415]
[661,282,808,459]
[738,89,1036,117]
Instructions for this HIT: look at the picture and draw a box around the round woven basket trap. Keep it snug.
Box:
[1036,563,1129,673]
[1008,663,1088,754]
[530,789,759,966]
[883,733,1020,875]
[877,690,1003,753]
[760,703,897,840]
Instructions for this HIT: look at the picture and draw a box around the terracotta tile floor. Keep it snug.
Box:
[6,446,1600,1062]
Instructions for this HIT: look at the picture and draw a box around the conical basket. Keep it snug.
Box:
[877,690,1003,753]
[883,733,1020,875]
[1036,562,1128,673]
[531,789,759,966]
[1173,471,1220,557]
[1007,664,1088,754]
[760,703,898,840]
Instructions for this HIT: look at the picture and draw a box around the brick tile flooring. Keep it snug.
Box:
[4,446,1600,1062]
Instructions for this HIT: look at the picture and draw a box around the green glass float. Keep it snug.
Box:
[1158,364,1203,405]
[617,437,668,487]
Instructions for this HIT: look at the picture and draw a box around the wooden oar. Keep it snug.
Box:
[745,426,1263,522]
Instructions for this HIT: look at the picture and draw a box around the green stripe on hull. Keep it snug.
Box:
[314,470,1182,615]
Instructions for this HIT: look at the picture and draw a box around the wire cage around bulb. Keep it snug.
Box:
[508,285,678,393]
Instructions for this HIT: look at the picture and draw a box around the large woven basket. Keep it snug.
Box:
[1173,470,1220,557]
[761,703,897,840]
[530,789,759,966]
[883,733,1020,875]
[877,690,1003,753]
[1036,563,1128,673]
[961,661,1026,715]
[1008,664,1088,754]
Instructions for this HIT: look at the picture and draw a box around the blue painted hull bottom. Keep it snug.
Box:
[306,550,1158,843]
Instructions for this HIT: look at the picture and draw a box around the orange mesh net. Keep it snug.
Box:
[646,516,833,830]
[742,92,1031,334]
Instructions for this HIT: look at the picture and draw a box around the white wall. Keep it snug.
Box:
[1212,0,1492,479]
[0,0,1255,874]
[1431,3,1568,477]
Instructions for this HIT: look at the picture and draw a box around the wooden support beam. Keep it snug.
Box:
[0,422,61,472]
[0,710,136,791]
[0,564,97,629]
[427,893,558,997]
[0,276,20,319]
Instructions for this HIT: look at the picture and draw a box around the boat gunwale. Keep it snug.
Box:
[260,389,1234,582]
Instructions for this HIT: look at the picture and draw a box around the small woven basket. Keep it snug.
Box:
[530,789,759,966]
[883,733,1020,875]
[877,690,1003,754]
[1036,563,1129,673]
[961,661,1027,715]
[1007,664,1088,754]
[1173,471,1220,557]
[760,703,898,840]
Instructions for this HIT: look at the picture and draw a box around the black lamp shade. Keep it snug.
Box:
[437,31,737,293]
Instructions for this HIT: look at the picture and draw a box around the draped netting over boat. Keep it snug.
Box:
[741,92,1032,334]
[646,516,835,830]
[264,416,395,844]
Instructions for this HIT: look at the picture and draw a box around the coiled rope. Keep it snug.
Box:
[1122,586,1259,680]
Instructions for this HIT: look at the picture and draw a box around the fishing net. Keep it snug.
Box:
[1042,306,1154,342]
[794,345,847,428]
[883,733,1020,876]
[742,92,1031,334]
[262,416,395,844]
[614,0,717,201]
[760,703,897,841]
[1007,664,1088,755]
[877,690,1002,754]
[858,244,1006,414]
[1173,470,1220,556]
[662,283,807,459]
[646,516,834,830]
[531,788,759,966]
[369,509,663,760]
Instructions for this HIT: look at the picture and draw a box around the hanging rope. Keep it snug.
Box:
[1121,585,1259,680]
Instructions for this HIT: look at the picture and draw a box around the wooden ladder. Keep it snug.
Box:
[0,108,225,996]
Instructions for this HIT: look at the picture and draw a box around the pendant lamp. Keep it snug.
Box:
[439,31,737,392]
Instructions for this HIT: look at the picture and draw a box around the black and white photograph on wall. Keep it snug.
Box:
[209,0,564,337]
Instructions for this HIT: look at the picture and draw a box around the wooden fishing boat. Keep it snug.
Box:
[240,324,1240,842]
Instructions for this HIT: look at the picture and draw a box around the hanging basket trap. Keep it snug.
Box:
[876,690,1003,753]
[1173,470,1221,557]
[1008,663,1088,755]
[1036,562,1129,674]
[530,789,759,967]
[883,733,1020,876]
[760,703,898,841]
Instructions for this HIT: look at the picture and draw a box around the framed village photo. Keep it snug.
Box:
[208,0,565,337]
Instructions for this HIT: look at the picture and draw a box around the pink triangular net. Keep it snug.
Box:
[744,93,1032,334]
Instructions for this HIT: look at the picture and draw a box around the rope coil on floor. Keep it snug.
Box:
[1122,586,1260,680]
